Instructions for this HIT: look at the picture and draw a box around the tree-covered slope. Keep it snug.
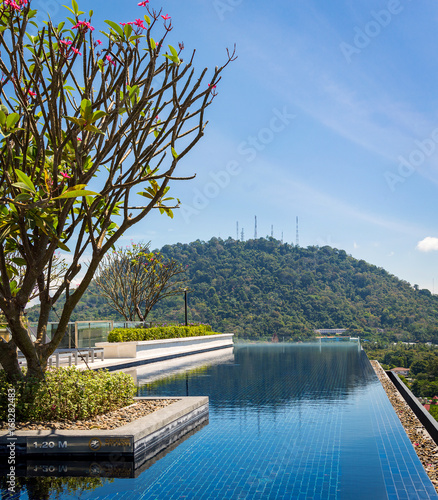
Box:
[27,237,438,342]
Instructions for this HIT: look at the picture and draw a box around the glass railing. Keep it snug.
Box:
[27,320,158,348]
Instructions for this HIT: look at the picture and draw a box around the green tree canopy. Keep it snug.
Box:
[0,1,234,381]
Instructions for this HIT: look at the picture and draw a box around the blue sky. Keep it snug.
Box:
[46,0,438,291]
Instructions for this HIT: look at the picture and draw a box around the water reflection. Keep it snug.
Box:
[0,476,111,500]
[140,343,375,410]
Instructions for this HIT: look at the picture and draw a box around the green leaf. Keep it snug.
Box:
[57,240,71,252]
[91,110,107,122]
[164,54,180,65]
[6,113,20,129]
[0,110,6,126]
[138,191,154,200]
[124,24,133,38]
[14,193,33,202]
[12,182,33,193]
[150,38,156,50]
[105,19,124,37]
[65,116,86,127]
[54,189,99,199]
[168,45,178,58]
[72,0,79,15]
[129,35,143,45]
[84,124,104,134]
[15,169,36,193]
[171,147,178,159]
[11,257,26,266]
[63,5,76,16]
[80,99,92,121]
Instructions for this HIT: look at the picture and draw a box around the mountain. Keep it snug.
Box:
[26,237,438,342]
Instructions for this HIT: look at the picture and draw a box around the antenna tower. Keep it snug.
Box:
[241,228,244,241]
[254,216,257,239]
[271,225,274,238]
[281,231,284,244]
[296,216,299,246]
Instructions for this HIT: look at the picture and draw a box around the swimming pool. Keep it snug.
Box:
[3,343,437,499]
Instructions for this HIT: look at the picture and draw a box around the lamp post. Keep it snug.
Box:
[183,288,188,326]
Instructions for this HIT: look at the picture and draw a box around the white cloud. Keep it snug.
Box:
[416,237,438,252]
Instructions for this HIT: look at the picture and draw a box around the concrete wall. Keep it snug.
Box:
[96,334,234,360]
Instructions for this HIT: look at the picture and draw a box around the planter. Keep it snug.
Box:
[0,397,208,474]
[96,333,234,360]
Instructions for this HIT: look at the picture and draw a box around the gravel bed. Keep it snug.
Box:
[0,399,179,431]
[371,360,438,491]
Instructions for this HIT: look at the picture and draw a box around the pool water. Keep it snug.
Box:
[4,343,438,499]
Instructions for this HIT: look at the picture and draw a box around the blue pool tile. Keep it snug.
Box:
[4,343,438,500]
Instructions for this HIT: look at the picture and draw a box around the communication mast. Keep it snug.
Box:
[271,225,274,238]
[296,216,299,247]
[254,216,257,239]
[241,228,244,241]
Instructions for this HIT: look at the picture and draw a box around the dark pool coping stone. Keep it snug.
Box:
[0,396,208,469]
[387,371,438,445]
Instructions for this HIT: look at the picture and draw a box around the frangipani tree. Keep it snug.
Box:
[95,242,188,322]
[0,0,234,381]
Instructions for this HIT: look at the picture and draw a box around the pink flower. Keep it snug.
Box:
[4,0,20,11]
[28,90,36,97]
[208,84,216,89]
[60,39,73,46]
[96,40,102,45]
[138,0,149,5]
[72,20,95,32]
[106,55,115,66]
[134,19,145,29]
[60,172,71,179]
[71,47,82,55]
[161,14,171,20]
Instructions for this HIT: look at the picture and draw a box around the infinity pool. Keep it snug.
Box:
[3,343,437,499]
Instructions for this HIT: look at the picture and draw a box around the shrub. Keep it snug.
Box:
[108,323,217,342]
[0,367,136,422]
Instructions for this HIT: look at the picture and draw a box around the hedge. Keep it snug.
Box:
[0,367,136,422]
[108,324,219,342]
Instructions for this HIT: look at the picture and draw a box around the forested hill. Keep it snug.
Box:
[150,238,438,341]
[28,238,438,342]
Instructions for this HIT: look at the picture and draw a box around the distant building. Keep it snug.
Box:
[391,367,410,377]
[314,329,347,336]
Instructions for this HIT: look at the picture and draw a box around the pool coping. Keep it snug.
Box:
[0,396,208,469]
[386,370,438,445]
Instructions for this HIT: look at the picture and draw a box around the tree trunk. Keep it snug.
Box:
[0,340,22,383]
[3,306,46,382]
